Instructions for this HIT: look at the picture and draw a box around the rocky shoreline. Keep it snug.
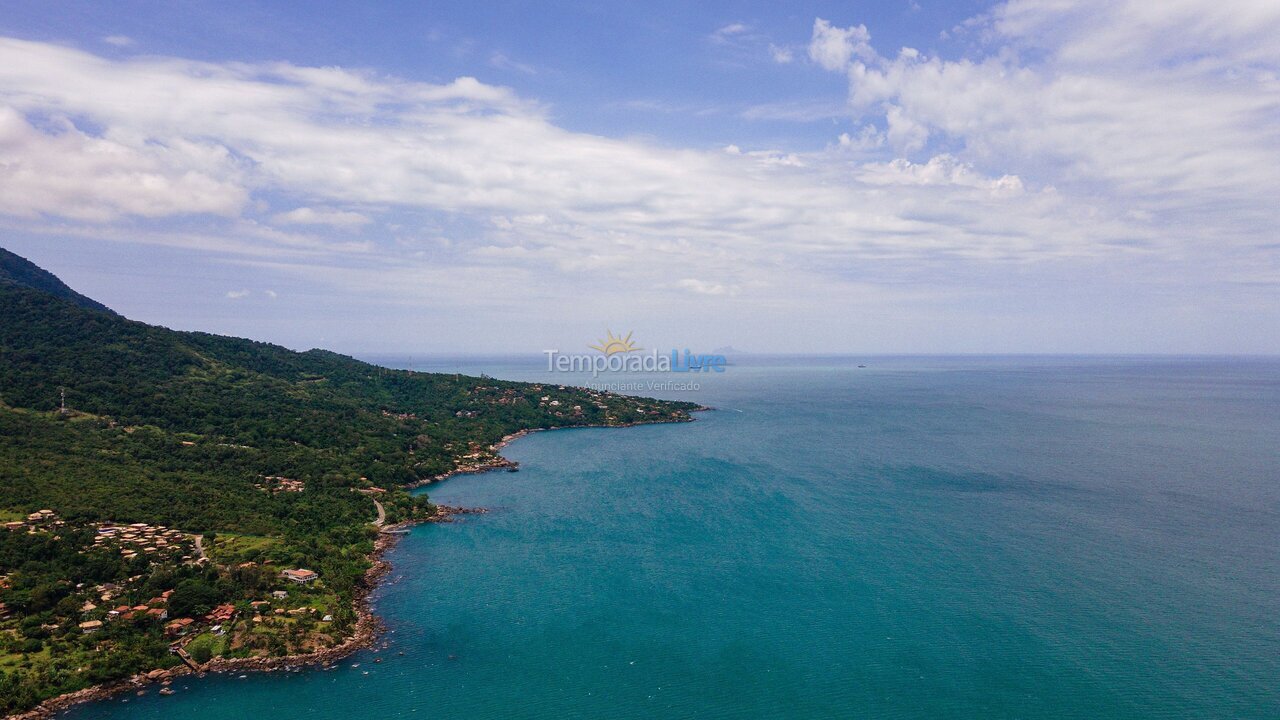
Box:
[405,413,706,490]
[8,411,707,719]
[7,524,402,720]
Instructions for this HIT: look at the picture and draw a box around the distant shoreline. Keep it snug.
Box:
[404,408,710,490]
[8,410,708,720]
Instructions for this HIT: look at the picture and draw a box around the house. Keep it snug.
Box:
[206,604,236,623]
[79,620,104,634]
[280,568,319,584]
[271,590,289,600]
[164,618,195,637]
[146,607,169,621]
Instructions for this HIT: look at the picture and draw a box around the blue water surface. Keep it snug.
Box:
[69,356,1280,719]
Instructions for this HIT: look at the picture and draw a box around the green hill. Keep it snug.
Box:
[0,247,698,714]
[0,248,114,315]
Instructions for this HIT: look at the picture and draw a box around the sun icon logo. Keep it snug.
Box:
[589,330,642,356]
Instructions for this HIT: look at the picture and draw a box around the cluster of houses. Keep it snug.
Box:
[75,587,241,639]
[78,569,319,637]
[91,523,198,563]
[3,509,64,533]
[165,603,237,638]
[254,476,305,493]
[3,513,200,567]
[537,395,585,418]
[77,589,174,634]
[7,508,333,652]
[473,386,527,406]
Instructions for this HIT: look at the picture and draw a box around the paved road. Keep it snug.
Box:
[373,498,386,527]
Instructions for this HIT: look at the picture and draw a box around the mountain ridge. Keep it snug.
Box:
[0,248,115,315]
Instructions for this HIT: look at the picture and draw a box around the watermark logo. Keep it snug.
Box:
[589,330,641,356]
[544,331,726,378]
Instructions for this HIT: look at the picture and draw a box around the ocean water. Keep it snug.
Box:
[70,357,1279,719]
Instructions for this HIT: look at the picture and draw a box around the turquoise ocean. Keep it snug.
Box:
[69,356,1279,719]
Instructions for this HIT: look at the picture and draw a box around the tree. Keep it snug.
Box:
[167,578,219,619]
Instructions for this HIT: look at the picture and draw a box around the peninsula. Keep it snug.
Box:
[0,248,700,716]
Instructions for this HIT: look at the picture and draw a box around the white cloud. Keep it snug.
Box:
[884,104,928,152]
[709,22,789,66]
[710,23,750,44]
[807,18,873,71]
[273,207,371,227]
[0,35,1081,273]
[102,35,133,47]
[0,16,1276,350]
[857,155,1024,196]
[837,126,885,151]
[809,3,1280,255]
[676,278,733,296]
[768,44,794,64]
[488,52,536,75]
[0,106,246,221]
[226,289,250,299]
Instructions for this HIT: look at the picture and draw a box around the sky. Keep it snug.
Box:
[0,0,1277,355]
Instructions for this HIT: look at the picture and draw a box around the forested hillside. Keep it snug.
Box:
[0,248,698,714]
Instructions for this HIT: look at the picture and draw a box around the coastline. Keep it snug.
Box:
[7,527,397,720]
[7,410,707,720]
[405,410,709,490]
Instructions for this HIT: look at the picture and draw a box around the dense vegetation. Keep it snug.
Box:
[0,249,698,714]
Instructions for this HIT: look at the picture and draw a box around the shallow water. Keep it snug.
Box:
[70,357,1280,719]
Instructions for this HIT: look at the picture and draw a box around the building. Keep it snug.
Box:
[164,618,195,637]
[280,568,319,584]
[206,604,236,623]
[78,620,103,634]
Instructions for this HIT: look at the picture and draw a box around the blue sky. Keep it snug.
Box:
[1,0,1278,354]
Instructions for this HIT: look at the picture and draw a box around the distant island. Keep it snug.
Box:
[0,248,700,717]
